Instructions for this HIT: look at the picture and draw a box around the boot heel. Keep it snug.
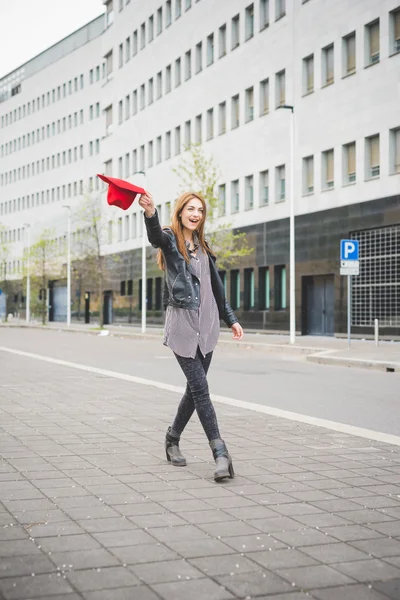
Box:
[165,450,171,462]
[229,461,235,478]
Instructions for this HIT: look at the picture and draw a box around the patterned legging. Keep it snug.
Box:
[171,347,221,441]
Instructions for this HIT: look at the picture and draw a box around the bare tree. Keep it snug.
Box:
[0,224,11,321]
[29,229,60,324]
[173,143,253,269]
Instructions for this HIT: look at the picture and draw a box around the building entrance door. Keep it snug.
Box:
[302,275,334,335]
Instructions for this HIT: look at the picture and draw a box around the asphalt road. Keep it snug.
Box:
[0,328,399,436]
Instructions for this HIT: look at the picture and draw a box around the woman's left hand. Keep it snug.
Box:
[231,322,244,340]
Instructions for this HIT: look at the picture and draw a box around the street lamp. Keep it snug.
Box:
[135,171,147,333]
[24,223,30,323]
[278,104,295,344]
[62,205,71,327]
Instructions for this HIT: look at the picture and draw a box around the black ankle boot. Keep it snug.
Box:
[209,439,235,482]
[165,427,187,467]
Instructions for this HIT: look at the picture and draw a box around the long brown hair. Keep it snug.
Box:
[157,192,213,271]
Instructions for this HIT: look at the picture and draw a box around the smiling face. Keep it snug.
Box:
[179,196,205,236]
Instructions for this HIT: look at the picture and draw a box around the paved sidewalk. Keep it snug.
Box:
[1,321,399,372]
[1,351,400,599]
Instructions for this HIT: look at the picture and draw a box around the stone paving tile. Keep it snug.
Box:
[0,573,74,599]
[320,524,384,542]
[189,553,261,576]
[109,543,179,564]
[38,533,101,553]
[132,558,204,584]
[222,534,286,553]
[66,566,140,592]
[0,554,55,578]
[82,586,160,600]
[151,577,235,600]
[300,542,371,563]
[128,512,187,528]
[313,584,391,599]
[0,540,41,558]
[48,548,120,570]
[0,526,29,542]
[215,570,294,597]
[331,558,400,583]
[25,521,85,538]
[166,538,237,559]
[350,536,400,558]
[198,519,261,538]
[372,578,400,600]
[276,564,355,588]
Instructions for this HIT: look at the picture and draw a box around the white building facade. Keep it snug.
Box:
[0,0,399,333]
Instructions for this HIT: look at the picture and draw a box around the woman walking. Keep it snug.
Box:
[139,191,243,481]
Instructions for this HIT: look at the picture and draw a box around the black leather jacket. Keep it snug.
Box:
[144,210,238,328]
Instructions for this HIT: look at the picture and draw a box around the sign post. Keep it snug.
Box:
[340,239,359,348]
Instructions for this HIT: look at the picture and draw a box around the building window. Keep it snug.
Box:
[148,141,154,167]
[119,43,123,67]
[260,0,269,30]
[185,50,191,80]
[124,215,130,241]
[230,269,241,310]
[118,217,123,242]
[185,0,191,9]
[125,152,130,176]
[343,32,356,76]
[105,105,113,135]
[322,149,334,189]
[322,44,334,86]
[259,78,269,115]
[175,58,181,87]
[274,265,286,309]
[231,94,239,129]
[275,69,285,107]
[207,108,214,140]
[219,101,226,134]
[302,155,314,194]
[207,34,214,66]
[366,134,380,178]
[133,30,138,55]
[132,149,137,173]
[259,170,269,205]
[275,165,285,201]
[132,213,137,237]
[175,126,181,155]
[302,54,314,94]
[105,50,113,76]
[165,131,171,159]
[390,127,400,174]
[140,22,146,49]
[166,65,172,92]
[245,87,254,122]
[127,280,133,296]
[108,220,113,244]
[106,0,114,26]
[195,114,202,143]
[148,78,154,104]
[244,268,255,310]
[184,120,191,147]
[157,7,163,34]
[140,84,145,109]
[156,136,162,163]
[125,36,131,61]
[219,24,227,58]
[231,179,239,213]
[176,0,182,19]
[245,4,254,40]
[275,0,285,20]
[196,42,203,73]
[245,175,254,209]
[166,0,172,26]
[259,267,270,310]
[140,145,145,170]
[232,14,240,49]
[132,90,137,114]
[343,142,356,184]
[157,71,162,98]
[149,15,154,42]
[365,19,380,65]
[218,184,226,216]
[390,9,400,55]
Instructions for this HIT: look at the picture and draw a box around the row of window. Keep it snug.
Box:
[1,109,85,159]
[1,75,85,129]
[301,11,400,96]
[130,265,287,312]
[1,145,86,186]
[0,180,85,218]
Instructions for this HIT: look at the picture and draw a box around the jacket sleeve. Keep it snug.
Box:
[144,209,171,249]
[222,299,238,328]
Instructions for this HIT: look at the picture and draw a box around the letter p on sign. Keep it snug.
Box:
[340,239,359,261]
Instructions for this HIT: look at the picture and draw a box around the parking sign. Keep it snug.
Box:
[340,239,359,261]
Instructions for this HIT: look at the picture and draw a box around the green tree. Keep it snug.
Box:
[172,143,253,269]
[0,224,11,321]
[29,229,60,324]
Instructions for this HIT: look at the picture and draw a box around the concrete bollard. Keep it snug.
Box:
[374,319,379,346]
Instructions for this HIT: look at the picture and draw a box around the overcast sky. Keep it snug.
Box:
[0,0,105,78]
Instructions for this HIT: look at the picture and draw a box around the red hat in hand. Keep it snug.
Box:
[97,174,145,210]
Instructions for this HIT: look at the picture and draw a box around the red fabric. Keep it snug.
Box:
[97,174,145,210]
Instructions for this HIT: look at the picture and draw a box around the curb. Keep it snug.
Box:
[307,350,400,373]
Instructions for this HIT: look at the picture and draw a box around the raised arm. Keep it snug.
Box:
[139,192,170,249]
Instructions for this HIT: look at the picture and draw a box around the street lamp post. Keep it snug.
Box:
[278,104,296,344]
[135,171,147,333]
[24,224,31,323]
[62,206,71,327]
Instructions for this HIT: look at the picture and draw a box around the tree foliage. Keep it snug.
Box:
[0,223,11,320]
[172,143,253,269]
[29,229,60,324]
